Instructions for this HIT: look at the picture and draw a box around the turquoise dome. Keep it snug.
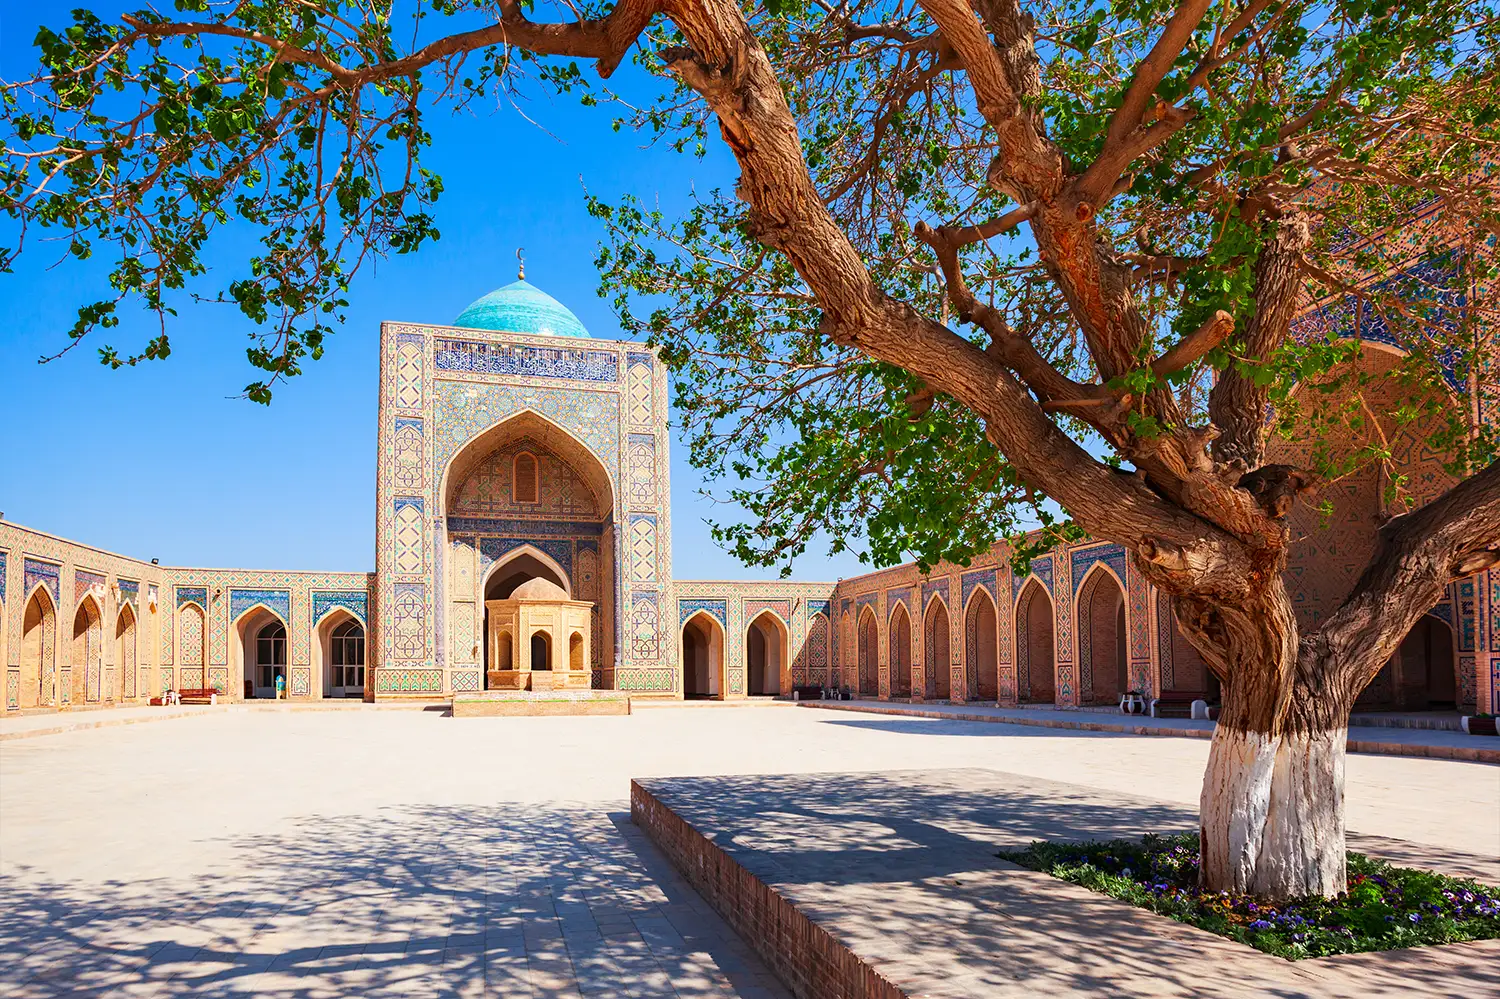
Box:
[453,279,590,338]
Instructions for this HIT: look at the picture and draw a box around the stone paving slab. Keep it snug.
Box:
[799,699,1500,763]
[634,768,1500,999]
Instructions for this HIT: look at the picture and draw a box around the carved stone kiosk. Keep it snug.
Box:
[485,577,593,691]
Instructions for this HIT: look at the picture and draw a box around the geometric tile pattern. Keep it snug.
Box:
[228,589,291,625]
[311,590,369,626]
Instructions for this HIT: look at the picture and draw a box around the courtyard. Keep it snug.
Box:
[1,704,1495,997]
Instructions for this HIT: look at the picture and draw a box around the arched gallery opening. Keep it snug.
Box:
[71,595,103,705]
[1397,615,1458,709]
[21,587,56,708]
[530,631,552,671]
[1016,579,1055,704]
[1079,569,1128,705]
[746,610,787,696]
[857,608,880,697]
[888,603,913,698]
[966,590,998,702]
[925,598,951,700]
[1156,593,1214,700]
[681,611,724,698]
[316,611,366,698]
[178,602,207,691]
[116,603,138,701]
[235,607,288,698]
[443,410,614,690]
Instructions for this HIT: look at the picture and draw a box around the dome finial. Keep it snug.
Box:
[516,246,525,281]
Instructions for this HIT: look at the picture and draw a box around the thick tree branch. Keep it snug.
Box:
[1310,460,1500,690]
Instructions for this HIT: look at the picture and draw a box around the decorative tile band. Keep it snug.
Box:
[447,517,604,537]
[23,558,59,604]
[434,339,619,382]
[229,588,292,624]
[75,569,106,602]
[680,598,728,627]
[311,590,369,626]
[176,586,208,609]
[1070,543,1128,594]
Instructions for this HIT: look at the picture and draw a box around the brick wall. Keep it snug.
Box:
[631,780,907,999]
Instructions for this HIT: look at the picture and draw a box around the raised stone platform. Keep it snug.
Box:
[452,688,632,717]
[631,768,1499,999]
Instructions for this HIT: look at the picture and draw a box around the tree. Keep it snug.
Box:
[3,0,1498,901]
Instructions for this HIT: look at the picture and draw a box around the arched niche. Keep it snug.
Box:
[21,587,56,709]
[857,607,880,697]
[1016,579,1056,705]
[888,602,912,698]
[924,596,952,701]
[234,605,289,699]
[746,610,788,696]
[116,603,138,702]
[441,409,615,684]
[1078,566,1128,705]
[71,594,103,705]
[964,588,998,702]
[314,608,367,699]
[682,610,725,699]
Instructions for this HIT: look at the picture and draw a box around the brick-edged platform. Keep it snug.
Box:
[632,768,1500,998]
[452,688,632,717]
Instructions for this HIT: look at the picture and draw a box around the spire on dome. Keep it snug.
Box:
[517,246,525,281]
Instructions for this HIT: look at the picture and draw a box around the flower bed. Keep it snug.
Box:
[997,833,1500,959]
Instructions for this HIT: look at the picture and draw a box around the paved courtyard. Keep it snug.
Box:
[1,703,1496,997]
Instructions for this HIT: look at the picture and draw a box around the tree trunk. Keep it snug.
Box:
[1199,719,1349,899]
[1176,578,1358,900]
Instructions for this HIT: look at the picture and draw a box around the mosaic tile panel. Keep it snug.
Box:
[475,537,574,577]
[311,590,369,626]
[679,599,727,627]
[434,338,619,382]
[208,667,229,695]
[626,433,657,506]
[451,669,481,692]
[375,668,443,693]
[291,668,311,696]
[744,599,792,625]
[6,669,17,710]
[921,577,951,612]
[74,569,106,603]
[23,559,60,604]
[1070,544,1128,595]
[392,583,426,661]
[228,589,291,624]
[117,578,139,609]
[393,417,425,491]
[176,586,208,609]
[628,515,658,584]
[394,499,426,575]
[432,381,620,477]
[631,591,661,660]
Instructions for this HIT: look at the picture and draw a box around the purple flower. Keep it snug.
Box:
[1248,919,1273,930]
[1408,913,1421,923]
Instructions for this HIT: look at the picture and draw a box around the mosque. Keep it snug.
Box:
[1,270,1494,717]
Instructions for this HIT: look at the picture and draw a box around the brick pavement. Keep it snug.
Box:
[2,706,1494,997]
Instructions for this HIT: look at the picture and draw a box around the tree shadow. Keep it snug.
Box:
[0,802,789,998]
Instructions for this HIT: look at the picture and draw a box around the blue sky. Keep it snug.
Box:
[0,6,870,581]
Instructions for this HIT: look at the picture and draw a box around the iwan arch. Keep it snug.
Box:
[1,272,1495,714]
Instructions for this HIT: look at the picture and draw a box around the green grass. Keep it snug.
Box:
[997,833,1500,959]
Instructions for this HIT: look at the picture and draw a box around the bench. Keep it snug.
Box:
[1150,690,1206,718]
[177,688,218,705]
[792,685,826,701]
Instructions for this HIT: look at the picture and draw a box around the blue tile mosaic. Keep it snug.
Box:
[1014,555,1054,596]
[74,569,106,601]
[229,588,291,624]
[477,537,574,578]
[22,559,60,604]
[921,577,951,610]
[962,568,997,608]
[118,578,139,609]
[886,586,914,616]
[394,496,425,514]
[312,590,368,625]
[627,351,654,368]
[449,517,604,538]
[434,338,618,382]
[855,591,878,611]
[680,598,728,627]
[176,586,207,609]
[1070,543,1128,594]
[394,331,425,345]
[807,598,831,617]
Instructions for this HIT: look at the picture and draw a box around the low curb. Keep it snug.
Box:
[797,700,1500,764]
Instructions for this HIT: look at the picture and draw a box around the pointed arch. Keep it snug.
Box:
[234,602,290,700]
[839,608,855,689]
[888,601,912,698]
[682,610,726,699]
[178,601,207,692]
[804,611,831,687]
[966,587,998,702]
[482,544,572,600]
[923,595,951,700]
[746,610,789,696]
[1077,564,1128,706]
[314,607,366,698]
[71,593,103,705]
[116,602,139,701]
[20,585,56,708]
[440,407,615,517]
[856,605,881,697]
[1016,579,1056,704]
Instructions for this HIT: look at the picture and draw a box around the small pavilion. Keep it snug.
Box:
[484,577,593,692]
